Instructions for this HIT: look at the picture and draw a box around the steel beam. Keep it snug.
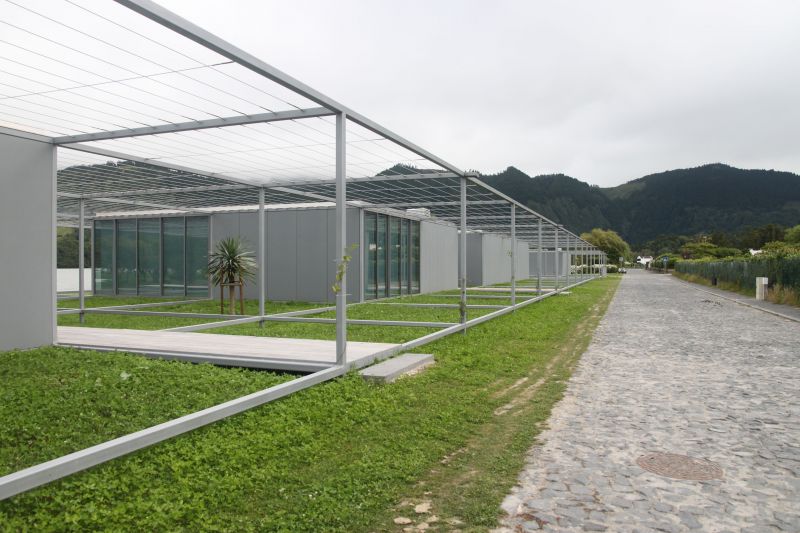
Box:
[335,112,347,365]
[510,204,516,307]
[78,198,85,324]
[0,126,54,143]
[60,144,258,188]
[115,0,465,176]
[75,183,254,200]
[554,225,560,290]
[459,177,467,325]
[53,107,334,145]
[258,188,266,324]
[537,218,543,294]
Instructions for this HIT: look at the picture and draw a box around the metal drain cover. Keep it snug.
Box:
[636,452,723,480]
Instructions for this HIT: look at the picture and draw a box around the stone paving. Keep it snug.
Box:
[497,270,800,532]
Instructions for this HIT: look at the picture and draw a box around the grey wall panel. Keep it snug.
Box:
[211,207,361,305]
[298,209,330,303]
[480,233,510,286]
[0,136,55,350]
[516,241,530,280]
[322,207,360,303]
[420,220,458,293]
[237,213,260,299]
[345,208,361,304]
[529,251,569,277]
[465,232,484,287]
[266,210,297,302]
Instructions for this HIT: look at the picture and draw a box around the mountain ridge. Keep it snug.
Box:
[478,163,800,246]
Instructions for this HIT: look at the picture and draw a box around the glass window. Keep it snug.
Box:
[115,219,137,295]
[93,220,114,294]
[364,212,377,300]
[162,217,185,296]
[376,214,387,298]
[389,217,401,296]
[411,221,420,293]
[137,218,161,295]
[400,218,409,295]
[186,217,209,297]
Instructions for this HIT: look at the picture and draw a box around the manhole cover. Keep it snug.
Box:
[636,452,723,480]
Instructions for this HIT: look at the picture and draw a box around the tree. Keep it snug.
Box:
[785,224,800,244]
[57,227,91,268]
[580,228,631,264]
[207,237,256,315]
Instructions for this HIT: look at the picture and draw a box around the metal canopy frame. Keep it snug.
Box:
[0,0,605,346]
[0,0,609,501]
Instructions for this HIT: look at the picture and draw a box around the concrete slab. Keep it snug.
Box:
[360,353,434,383]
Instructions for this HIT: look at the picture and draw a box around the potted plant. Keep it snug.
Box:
[207,237,256,315]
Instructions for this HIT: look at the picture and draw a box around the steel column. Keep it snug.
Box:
[510,204,516,307]
[335,112,347,365]
[78,198,85,324]
[554,225,560,290]
[459,177,467,325]
[537,218,542,294]
[258,188,265,324]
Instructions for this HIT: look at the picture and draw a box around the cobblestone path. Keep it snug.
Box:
[497,271,799,532]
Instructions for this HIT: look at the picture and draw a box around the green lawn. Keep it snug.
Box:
[0,276,619,531]
[57,295,186,309]
[0,348,291,477]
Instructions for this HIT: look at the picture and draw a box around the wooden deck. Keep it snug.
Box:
[57,327,399,373]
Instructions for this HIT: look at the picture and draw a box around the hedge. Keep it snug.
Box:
[675,256,800,291]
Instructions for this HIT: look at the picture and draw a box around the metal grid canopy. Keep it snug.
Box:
[0,0,608,502]
[0,0,604,358]
[0,0,598,248]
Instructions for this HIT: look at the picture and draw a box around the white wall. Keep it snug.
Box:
[420,220,458,293]
[515,241,530,280]
[0,135,56,351]
[211,207,361,303]
[529,250,569,277]
[466,233,528,286]
[57,268,92,293]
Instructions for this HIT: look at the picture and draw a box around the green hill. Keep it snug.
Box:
[479,163,800,245]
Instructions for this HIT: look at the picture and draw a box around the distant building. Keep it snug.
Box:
[637,255,653,267]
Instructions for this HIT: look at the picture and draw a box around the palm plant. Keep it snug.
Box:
[207,237,256,315]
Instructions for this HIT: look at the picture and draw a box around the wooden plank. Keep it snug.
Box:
[57,327,397,366]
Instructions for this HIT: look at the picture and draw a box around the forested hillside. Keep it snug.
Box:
[480,164,800,245]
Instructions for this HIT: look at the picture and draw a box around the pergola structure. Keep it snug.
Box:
[0,0,605,499]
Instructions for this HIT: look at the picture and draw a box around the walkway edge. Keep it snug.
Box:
[673,277,800,324]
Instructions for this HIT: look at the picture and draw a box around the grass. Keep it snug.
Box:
[0,276,619,531]
[57,295,184,309]
[0,348,291,477]
[57,299,326,331]
[210,300,496,344]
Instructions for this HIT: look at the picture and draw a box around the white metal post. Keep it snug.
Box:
[510,204,516,308]
[258,187,265,324]
[78,198,85,324]
[537,218,542,294]
[554,225,560,291]
[335,112,347,365]
[459,177,467,325]
[566,233,571,287]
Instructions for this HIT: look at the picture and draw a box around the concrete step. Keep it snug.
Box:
[360,353,435,384]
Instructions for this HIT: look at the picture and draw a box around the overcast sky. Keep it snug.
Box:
[158,0,800,187]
